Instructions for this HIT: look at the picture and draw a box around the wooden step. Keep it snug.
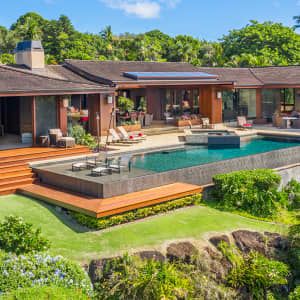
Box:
[0,172,35,184]
[0,183,35,196]
[0,178,37,190]
[18,183,202,218]
[0,164,30,174]
[0,148,90,165]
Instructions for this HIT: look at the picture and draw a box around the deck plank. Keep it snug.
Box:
[18,183,202,218]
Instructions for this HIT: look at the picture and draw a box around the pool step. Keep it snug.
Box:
[18,182,202,218]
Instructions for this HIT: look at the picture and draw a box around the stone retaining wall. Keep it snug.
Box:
[34,146,300,198]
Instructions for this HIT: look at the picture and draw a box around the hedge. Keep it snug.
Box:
[71,194,202,230]
[212,169,283,218]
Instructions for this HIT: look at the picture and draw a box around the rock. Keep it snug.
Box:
[134,250,165,262]
[232,230,266,254]
[209,235,230,249]
[264,232,290,251]
[166,242,199,263]
[88,257,121,283]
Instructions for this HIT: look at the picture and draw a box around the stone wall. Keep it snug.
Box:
[34,145,300,198]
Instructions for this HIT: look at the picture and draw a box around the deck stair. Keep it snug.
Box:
[0,146,91,195]
[18,182,202,218]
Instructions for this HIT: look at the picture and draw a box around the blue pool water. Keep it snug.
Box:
[132,137,300,173]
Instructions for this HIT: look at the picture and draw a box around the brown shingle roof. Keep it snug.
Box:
[64,60,207,83]
[0,64,112,95]
[198,66,300,87]
[197,67,263,87]
[250,66,300,85]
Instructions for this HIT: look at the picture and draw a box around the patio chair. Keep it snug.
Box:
[48,128,75,148]
[91,166,112,177]
[164,112,174,124]
[108,155,132,174]
[201,118,214,129]
[237,116,253,129]
[109,128,140,144]
[72,152,108,171]
[117,126,146,141]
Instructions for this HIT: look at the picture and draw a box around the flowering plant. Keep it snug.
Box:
[0,253,93,296]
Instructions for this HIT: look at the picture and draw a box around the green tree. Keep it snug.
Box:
[221,20,300,66]
[294,16,300,29]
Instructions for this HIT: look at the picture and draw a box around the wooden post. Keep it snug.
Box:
[31,96,36,145]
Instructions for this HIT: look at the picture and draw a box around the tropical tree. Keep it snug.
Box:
[294,15,300,29]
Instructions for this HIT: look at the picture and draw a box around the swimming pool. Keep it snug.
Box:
[132,136,300,173]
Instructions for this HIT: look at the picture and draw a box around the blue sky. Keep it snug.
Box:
[1,0,299,40]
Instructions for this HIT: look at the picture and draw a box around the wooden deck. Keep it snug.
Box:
[18,183,202,218]
[0,146,91,195]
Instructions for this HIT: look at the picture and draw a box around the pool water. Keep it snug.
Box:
[132,137,300,173]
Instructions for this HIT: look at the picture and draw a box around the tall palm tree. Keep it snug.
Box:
[293,16,300,29]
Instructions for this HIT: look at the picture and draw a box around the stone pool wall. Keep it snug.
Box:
[33,145,300,198]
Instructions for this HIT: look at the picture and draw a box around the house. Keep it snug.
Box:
[1,40,300,149]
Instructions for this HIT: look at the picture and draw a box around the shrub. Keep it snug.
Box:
[212,169,282,217]
[117,96,134,112]
[70,125,97,149]
[0,216,50,255]
[220,242,290,299]
[289,285,300,300]
[283,179,300,209]
[0,253,92,296]
[1,285,90,300]
[94,255,192,300]
[72,194,202,230]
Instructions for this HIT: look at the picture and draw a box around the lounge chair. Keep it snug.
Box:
[48,128,75,148]
[117,126,146,141]
[237,116,253,129]
[201,118,214,129]
[108,155,132,173]
[109,128,140,144]
[72,152,108,171]
[91,166,112,177]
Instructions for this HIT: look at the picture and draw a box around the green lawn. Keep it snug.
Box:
[0,194,286,263]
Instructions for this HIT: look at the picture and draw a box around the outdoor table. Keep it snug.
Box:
[281,117,298,129]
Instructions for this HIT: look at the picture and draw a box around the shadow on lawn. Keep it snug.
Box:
[30,198,91,234]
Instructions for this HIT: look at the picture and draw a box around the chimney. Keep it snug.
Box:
[15,40,45,69]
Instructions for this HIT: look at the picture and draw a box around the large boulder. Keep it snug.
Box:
[232,230,266,254]
[209,235,230,249]
[134,250,165,262]
[264,232,289,251]
[88,257,120,284]
[166,242,199,263]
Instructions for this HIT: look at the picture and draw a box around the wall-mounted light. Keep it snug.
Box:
[216,91,222,99]
[107,95,113,104]
[62,95,70,108]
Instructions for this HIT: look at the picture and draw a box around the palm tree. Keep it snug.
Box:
[293,16,300,29]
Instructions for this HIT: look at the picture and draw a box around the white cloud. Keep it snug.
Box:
[101,0,180,19]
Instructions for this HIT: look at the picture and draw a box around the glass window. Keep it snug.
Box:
[222,90,237,121]
[262,89,281,119]
[192,89,199,115]
[238,89,256,118]
[280,88,295,112]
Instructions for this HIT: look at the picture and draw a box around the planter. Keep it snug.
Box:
[176,119,201,127]
[121,123,142,132]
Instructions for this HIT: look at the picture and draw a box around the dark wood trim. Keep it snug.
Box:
[31,96,36,145]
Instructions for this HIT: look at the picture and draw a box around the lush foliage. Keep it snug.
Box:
[220,242,290,299]
[0,13,299,67]
[0,285,90,300]
[117,96,135,113]
[70,125,97,149]
[0,253,92,296]
[0,216,50,255]
[94,255,192,300]
[72,194,202,230]
[283,179,300,210]
[289,285,300,300]
[212,169,283,217]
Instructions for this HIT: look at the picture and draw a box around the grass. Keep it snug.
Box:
[0,194,287,263]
